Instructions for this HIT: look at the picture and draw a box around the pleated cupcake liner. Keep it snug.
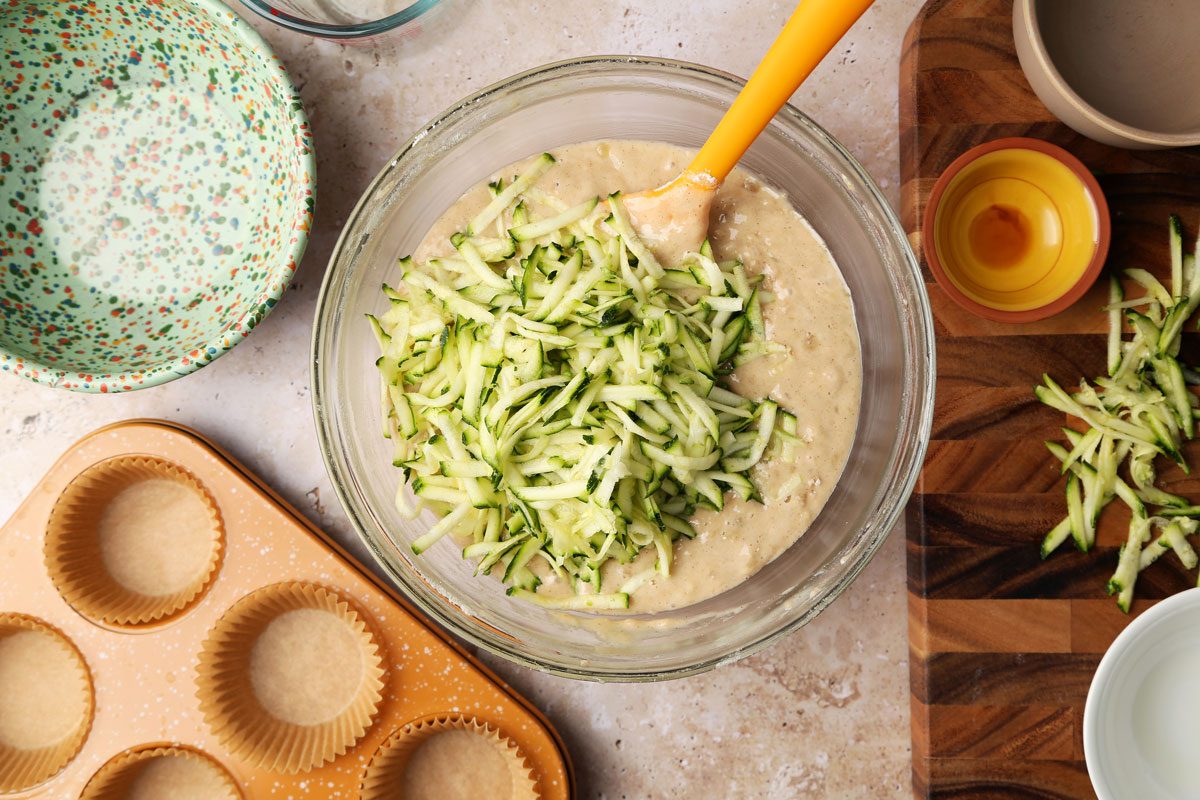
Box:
[44,456,224,626]
[0,613,95,793]
[360,713,540,800]
[195,581,385,774]
[80,744,241,800]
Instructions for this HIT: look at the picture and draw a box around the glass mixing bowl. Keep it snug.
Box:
[312,56,934,681]
[238,0,440,42]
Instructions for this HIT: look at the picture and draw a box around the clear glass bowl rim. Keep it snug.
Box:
[237,0,440,39]
[311,55,936,681]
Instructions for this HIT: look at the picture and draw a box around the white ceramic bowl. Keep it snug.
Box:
[1085,589,1200,798]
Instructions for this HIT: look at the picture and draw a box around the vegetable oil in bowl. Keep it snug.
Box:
[966,203,1033,269]
[935,147,1099,310]
[924,137,1110,323]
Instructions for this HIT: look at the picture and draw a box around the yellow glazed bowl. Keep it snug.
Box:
[925,138,1110,323]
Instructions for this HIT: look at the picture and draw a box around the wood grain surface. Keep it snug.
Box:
[902,1,1200,797]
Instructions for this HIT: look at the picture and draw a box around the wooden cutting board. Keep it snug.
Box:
[902,1,1200,797]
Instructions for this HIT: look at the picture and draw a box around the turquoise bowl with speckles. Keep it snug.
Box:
[0,0,314,392]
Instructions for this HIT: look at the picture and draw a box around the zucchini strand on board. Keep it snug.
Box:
[1038,215,1200,612]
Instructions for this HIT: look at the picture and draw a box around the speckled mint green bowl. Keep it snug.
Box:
[0,0,314,392]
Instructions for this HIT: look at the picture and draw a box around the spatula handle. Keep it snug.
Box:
[686,0,875,184]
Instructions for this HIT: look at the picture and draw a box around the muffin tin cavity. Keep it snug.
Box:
[81,745,241,800]
[45,457,224,627]
[0,614,94,793]
[196,582,385,774]
[360,715,539,800]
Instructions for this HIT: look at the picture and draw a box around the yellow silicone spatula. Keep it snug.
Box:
[623,0,875,263]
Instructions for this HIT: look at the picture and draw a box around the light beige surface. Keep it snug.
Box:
[414,139,860,612]
[0,630,88,749]
[403,729,514,800]
[250,608,366,725]
[99,479,216,597]
[125,755,238,800]
[0,1,920,795]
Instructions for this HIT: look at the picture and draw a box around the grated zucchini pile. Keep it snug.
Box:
[369,154,801,609]
[1038,216,1200,612]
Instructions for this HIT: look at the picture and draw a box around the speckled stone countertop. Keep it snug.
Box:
[0,1,922,796]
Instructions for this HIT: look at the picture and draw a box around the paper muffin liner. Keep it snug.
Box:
[44,456,225,626]
[360,714,540,800]
[80,745,241,800]
[195,582,385,774]
[0,614,95,793]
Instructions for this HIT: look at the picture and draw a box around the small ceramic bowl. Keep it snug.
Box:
[0,0,314,392]
[923,137,1109,323]
[1014,0,1200,150]
[1085,589,1200,800]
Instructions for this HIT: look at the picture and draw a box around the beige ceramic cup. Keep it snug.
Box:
[1013,0,1200,149]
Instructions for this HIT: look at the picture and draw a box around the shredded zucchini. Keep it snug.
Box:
[1039,215,1200,612]
[372,154,800,604]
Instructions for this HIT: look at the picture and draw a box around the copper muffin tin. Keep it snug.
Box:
[0,419,571,798]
